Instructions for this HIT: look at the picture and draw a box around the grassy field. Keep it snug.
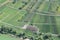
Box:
[0,0,60,40]
[0,0,6,4]
[0,34,20,40]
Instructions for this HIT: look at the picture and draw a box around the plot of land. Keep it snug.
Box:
[0,0,60,40]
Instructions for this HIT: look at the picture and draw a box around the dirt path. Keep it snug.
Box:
[0,0,12,7]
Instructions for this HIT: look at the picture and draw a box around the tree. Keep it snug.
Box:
[0,28,2,34]
[23,36,27,39]
[7,28,12,34]
[57,35,60,38]
[11,31,16,35]
[43,35,49,39]
[17,33,21,37]
[17,33,25,37]
[18,8,22,10]
[30,37,34,40]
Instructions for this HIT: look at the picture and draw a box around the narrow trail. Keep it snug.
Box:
[0,0,12,8]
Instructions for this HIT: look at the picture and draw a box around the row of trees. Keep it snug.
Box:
[0,26,33,39]
[0,26,60,40]
[0,27,19,36]
[0,26,25,37]
[0,26,34,40]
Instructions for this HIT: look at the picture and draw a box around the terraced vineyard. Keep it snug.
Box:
[0,0,60,40]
